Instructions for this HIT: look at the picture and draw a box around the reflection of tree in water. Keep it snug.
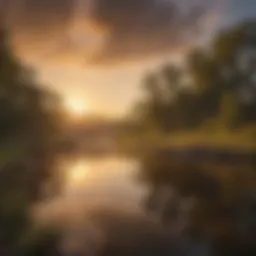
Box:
[141,151,256,255]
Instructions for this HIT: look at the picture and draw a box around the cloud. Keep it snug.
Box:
[2,0,225,65]
[3,0,71,29]
[89,0,208,64]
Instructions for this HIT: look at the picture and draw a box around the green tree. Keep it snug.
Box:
[212,21,256,125]
[132,20,256,133]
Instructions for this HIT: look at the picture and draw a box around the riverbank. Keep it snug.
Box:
[163,126,256,151]
[118,125,256,157]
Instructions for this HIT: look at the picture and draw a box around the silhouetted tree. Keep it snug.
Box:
[0,29,62,255]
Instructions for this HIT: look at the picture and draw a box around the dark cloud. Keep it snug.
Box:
[3,0,72,30]
[90,0,208,64]
[0,0,222,65]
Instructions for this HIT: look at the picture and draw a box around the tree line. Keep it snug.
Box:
[132,21,256,134]
[0,29,62,255]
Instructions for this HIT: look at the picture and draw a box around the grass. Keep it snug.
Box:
[117,124,256,154]
[164,125,256,151]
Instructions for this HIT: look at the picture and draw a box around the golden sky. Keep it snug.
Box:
[2,0,247,117]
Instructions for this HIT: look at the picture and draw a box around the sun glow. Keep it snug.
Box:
[65,98,89,117]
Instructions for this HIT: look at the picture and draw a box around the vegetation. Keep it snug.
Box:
[127,21,256,151]
[134,20,256,255]
[0,29,62,255]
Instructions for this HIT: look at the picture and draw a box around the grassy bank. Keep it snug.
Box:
[164,126,256,151]
[117,125,256,155]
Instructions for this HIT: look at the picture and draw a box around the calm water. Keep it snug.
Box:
[37,156,149,218]
[61,156,148,208]
[35,156,154,255]
[34,155,255,256]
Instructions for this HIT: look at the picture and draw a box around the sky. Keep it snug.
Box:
[2,0,256,118]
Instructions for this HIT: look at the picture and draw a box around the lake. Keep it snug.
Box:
[34,153,256,256]
[35,156,163,255]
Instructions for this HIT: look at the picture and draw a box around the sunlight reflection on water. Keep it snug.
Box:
[62,156,147,206]
[35,156,150,255]
[37,156,149,221]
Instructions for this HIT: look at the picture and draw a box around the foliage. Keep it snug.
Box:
[135,21,256,254]
[0,29,62,254]
[131,20,256,134]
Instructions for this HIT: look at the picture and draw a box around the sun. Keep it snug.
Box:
[65,98,88,117]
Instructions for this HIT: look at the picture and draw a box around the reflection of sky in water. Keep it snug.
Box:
[33,157,152,256]
[36,157,149,226]
[64,157,147,207]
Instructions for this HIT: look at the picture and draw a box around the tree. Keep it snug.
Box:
[212,21,256,125]
[143,73,170,132]
[0,29,62,254]
[132,20,256,133]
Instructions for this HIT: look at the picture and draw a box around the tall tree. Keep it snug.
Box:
[0,29,61,255]
[133,20,256,132]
